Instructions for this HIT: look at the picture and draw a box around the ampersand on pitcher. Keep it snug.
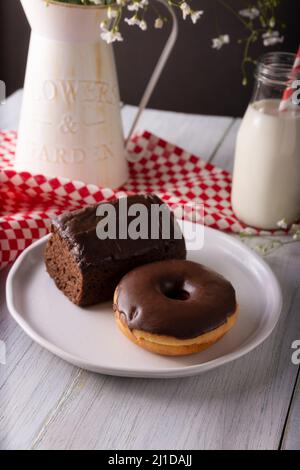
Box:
[60,114,78,134]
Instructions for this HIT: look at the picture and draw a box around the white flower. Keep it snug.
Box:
[263,30,284,47]
[239,8,260,20]
[293,232,300,241]
[89,0,103,4]
[124,15,147,30]
[107,7,118,19]
[289,223,300,240]
[290,223,300,232]
[191,10,204,24]
[212,34,230,50]
[124,15,139,26]
[127,2,140,11]
[154,17,163,29]
[139,19,147,31]
[128,0,148,11]
[277,218,288,229]
[101,29,123,44]
[243,227,256,235]
[180,2,191,20]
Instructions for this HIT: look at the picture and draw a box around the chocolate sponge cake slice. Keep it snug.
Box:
[45,194,186,306]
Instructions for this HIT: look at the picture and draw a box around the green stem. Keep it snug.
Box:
[215,0,251,30]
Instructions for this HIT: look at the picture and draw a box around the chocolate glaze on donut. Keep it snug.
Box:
[114,260,237,339]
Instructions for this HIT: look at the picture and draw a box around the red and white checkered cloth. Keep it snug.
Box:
[0,129,282,269]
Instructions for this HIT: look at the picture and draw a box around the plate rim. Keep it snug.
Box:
[6,226,283,378]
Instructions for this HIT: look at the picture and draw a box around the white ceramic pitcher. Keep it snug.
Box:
[16,0,177,188]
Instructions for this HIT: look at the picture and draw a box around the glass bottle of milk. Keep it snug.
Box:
[231,52,300,230]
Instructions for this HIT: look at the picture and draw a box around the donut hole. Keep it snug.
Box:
[164,288,190,301]
[160,279,190,301]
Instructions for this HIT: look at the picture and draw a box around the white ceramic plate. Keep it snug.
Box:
[6,223,282,378]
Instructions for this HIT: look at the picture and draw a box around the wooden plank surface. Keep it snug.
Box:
[0,89,23,130]
[0,96,234,450]
[122,105,233,161]
[281,330,300,449]
[0,267,80,450]
[35,247,300,449]
[0,95,299,450]
[31,205,300,450]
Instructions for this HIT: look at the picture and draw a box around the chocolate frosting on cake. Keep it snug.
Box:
[46,194,186,306]
[52,194,185,272]
[114,259,237,339]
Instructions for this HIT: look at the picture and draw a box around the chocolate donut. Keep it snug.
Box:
[113,259,238,356]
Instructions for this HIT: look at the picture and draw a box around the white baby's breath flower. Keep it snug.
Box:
[154,17,163,29]
[127,2,139,11]
[107,7,118,19]
[262,30,284,47]
[124,15,139,26]
[277,218,288,229]
[82,0,284,71]
[212,34,230,50]
[128,0,148,12]
[191,10,204,24]
[127,1,138,11]
[289,223,300,240]
[180,2,191,20]
[253,239,283,256]
[290,223,300,232]
[243,227,256,235]
[139,19,147,31]
[100,20,108,30]
[293,232,300,241]
[239,8,260,20]
[101,29,123,44]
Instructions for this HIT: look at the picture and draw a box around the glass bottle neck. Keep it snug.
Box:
[250,52,299,107]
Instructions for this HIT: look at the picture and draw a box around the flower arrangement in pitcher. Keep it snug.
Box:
[51,0,284,83]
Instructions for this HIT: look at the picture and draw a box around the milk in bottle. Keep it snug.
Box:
[231,53,300,229]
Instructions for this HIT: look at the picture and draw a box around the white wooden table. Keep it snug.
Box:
[0,90,299,450]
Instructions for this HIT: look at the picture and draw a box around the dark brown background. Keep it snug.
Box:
[0,0,298,116]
